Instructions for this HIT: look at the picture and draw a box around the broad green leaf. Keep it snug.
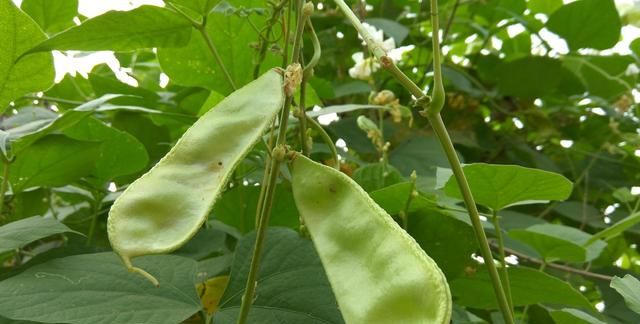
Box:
[0,253,202,324]
[213,228,344,324]
[166,0,221,16]
[443,163,573,211]
[450,266,594,311]
[546,0,621,50]
[28,5,192,52]
[0,0,54,113]
[550,308,607,324]
[611,275,640,314]
[173,228,229,261]
[369,182,413,215]
[352,163,404,192]
[528,0,562,15]
[212,184,299,234]
[562,55,634,100]
[472,0,526,23]
[588,212,640,243]
[390,136,454,191]
[7,135,101,191]
[408,207,477,279]
[63,117,149,181]
[509,224,606,262]
[495,56,567,98]
[554,201,606,229]
[613,187,636,203]
[21,0,78,34]
[8,94,122,153]
[158,0,273,94]
[0,216,79,254]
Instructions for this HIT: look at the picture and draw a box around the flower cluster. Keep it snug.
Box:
[348,23,414,80]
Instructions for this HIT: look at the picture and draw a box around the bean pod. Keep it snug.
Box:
[107,70,284,285]
[291,154,452,324]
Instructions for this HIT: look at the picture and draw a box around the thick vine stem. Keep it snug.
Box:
[305,115,340,170]
[428,113,514,324]
[299,14,321,156]
[236,2,307,323]
[492,210,515,317]
[428,0,445,114]
[332,0,515,323]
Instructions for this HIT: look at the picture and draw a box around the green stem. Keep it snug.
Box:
[428,0,445,114]
[334,1,513,322]
[86,198,103,247]
[306,115,340,170]
[0,160,9,220]
[236,2,307,323]
[428,113,514,324]
[167,2,202,27]
[298,19,321,156]
[196,19,238,91]
[492,209,514,317]
[253,0,289,78]
[399,171,418,230]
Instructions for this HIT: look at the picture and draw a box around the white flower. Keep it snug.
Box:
[349,23,414,80]
[348,52,378,80]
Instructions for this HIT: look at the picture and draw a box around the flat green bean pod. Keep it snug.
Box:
[108,70,284,285]
[291,154,452,324]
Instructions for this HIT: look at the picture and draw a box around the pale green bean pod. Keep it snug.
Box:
[107,70,284,285]
[291,154,452,324]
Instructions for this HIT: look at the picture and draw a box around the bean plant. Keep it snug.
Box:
[0,0,639,323]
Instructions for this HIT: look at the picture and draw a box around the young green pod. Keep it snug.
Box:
[107,70,284,285]
[291,154,452,324]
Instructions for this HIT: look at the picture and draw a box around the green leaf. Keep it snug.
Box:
[495,56,565,98]
[611,275,640,315]
[527,0,562,15]
[443,163,573,211]
[408,207,477,279]
[158,0,273,94]
[8,135,101,191]
[588,212,640,243]
[546,0,621,50]
[63,117,149,181]
[369,182,413,215]
[550,308,607,324]
[450,266,594,311]
[212,184,299,234]
[0,253,202,324]
[0,0,54,113]
[509,224,606,262]
[213,228,344,323]
[352,163,404,192]
[28,5,192,52]
[166,0,221,16]
[21,0,78,34]
[390,136,454,191]
[562,55,634,100]
[9,95,122,153]
[0,216,79,254]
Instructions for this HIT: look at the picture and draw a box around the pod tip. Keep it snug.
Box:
[122,257,160,287]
